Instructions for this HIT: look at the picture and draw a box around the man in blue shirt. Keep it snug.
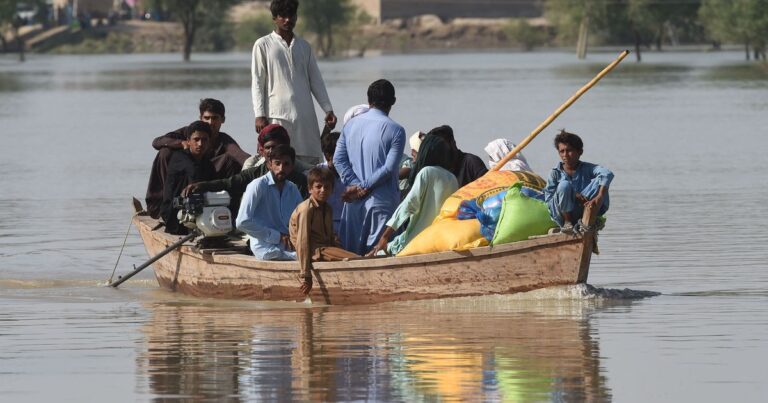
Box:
[333,79,406,255]
[544,130,614,232]
[236,144,303,260]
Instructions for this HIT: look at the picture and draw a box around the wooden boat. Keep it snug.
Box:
[131,202,598,305]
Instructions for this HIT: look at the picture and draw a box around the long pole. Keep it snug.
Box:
[491,50,629,172]
[109,230,199,288]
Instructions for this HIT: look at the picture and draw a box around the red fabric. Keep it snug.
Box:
[258,124,289,145]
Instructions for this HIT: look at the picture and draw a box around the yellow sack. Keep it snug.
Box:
[397,218,489,257]
[439,171,546,219]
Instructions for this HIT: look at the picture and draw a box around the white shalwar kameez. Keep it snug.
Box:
[251,32,333,160]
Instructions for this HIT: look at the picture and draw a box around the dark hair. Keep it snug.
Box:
[320,131,341,157]
[184,120,212,139]
[199,98,225,118]
[307,167,335,189]
[268,144,296,163]
[427,125,455,144]
[554,129,583,151]
[408,134,453,187]
[270,0,298,17]
[260,125,290,146]
[367,79,396,110]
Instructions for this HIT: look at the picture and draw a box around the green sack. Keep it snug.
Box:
[492,183,556,245]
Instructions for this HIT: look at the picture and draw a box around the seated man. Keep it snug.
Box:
[429,125,488,187]
[236,144,303,260]
[183,124,309,217]
[317,130,345,233]
[368,134,458,256]
[145,98,249,218]
[289,167,358,295]
[160,121,216,235]
[242,124,314,176]
[543,130,614,232]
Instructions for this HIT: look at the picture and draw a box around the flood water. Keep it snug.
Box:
[1,50,767,402]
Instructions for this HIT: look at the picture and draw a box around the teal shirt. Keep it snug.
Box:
[385,166,459,255]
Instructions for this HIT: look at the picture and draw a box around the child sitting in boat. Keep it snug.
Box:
[160,121,216,235]
[367,133,459,256]
[289,167,359,295]
[236,144,303,260]
[544,130,614,233]
[318,130,345,233]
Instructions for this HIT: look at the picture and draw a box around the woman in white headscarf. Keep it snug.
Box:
[484,138,532,172]
[342,104,370,127]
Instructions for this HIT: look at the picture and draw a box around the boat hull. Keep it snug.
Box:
[133,214,593,305]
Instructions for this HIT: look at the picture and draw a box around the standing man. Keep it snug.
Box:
[252,0,337,164]
[333,79,406,255]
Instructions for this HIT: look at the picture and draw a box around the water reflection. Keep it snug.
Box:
[138,296,616,401]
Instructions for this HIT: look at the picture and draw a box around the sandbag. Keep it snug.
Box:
[476,190,507,241]
[439,171,546,219]
[397,218,489,257]
[492,183,557,245]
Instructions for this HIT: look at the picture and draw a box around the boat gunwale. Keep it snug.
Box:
[133,214,586,272]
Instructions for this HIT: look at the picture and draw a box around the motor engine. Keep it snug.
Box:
[173,191,233,237]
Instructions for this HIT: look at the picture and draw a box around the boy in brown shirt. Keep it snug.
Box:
[289,167,358,294]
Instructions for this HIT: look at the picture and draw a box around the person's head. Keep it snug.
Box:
[270,0,298,33]
[184,120,212,158]
[258,124,290,158]
[320,130,341,169]
[198,98,225,135]
[427,125,457,151]
[409,131,424,160]
[267,144,296,182]
[306,167,335,203]
[367,79,396,113]
[553,129,584,168]
[484,138,529,171]
[408,134,453,187]
[342,104,370,127]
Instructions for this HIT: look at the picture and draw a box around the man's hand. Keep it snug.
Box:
[280,233,294,251]
[255,116,269,133]
[366,237,389,257]
[585,194,603,210]
[325,111,337,130]
[182,183,201,197]
[366,226,394,257]
[300,277,313,295]
[342,186,366,202]
[575,193,588,205]
[181,140,189,150]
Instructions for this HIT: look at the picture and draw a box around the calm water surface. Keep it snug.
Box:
[0,51,766,402]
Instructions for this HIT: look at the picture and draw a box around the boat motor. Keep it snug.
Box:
[173,191,233,237]
[110,191,233,288]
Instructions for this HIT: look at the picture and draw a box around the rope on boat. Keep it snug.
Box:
[108,212,140,284]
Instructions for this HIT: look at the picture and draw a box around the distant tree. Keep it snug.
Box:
[0,0,26,62]
[163,0,240,61]
[700,0,768,61]
[545,0,610,59]
[504,19,548,51]
[234,12,273,50]
[621,0,701,61]
[299,0,353,57]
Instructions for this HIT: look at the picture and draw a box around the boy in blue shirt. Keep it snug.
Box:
[544,130,614,233]
[236,144,303,260]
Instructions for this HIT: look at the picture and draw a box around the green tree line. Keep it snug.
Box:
[545,0,768,61]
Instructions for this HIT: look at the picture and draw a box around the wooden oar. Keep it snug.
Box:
[490,50,630,171]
